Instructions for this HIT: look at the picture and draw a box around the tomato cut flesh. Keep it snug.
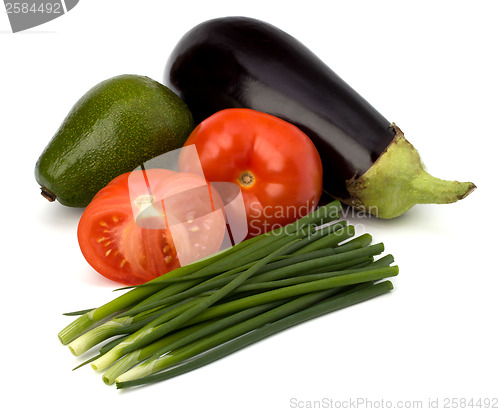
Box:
[78,169,226,285]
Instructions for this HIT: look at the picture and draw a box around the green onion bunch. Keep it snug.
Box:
[58,200,398,389]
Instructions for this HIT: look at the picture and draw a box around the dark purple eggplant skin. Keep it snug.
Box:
[164,16,396,198]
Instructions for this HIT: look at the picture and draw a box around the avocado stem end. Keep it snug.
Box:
[40,187,57,202]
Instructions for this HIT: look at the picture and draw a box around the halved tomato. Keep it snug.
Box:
[77,169,226,285]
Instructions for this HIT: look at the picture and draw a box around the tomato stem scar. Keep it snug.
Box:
[238,171,255,187]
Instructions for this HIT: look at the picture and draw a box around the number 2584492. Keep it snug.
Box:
[5,3,62,14]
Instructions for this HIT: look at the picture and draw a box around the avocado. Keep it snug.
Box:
[35,74,194,207]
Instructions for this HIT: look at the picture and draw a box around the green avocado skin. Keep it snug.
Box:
[35,74,195,207]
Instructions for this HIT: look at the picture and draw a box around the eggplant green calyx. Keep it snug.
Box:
[344,124,476,219]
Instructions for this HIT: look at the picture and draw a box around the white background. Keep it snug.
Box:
[1,1,499,411]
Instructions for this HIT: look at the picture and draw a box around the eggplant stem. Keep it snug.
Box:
[410,171,476,205]
[344,125,476,219]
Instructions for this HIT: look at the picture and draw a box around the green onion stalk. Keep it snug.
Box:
[116,281,394,388]
[91,240,302,371]
[58,201,342,345]
[67,234,387,357]
[57,200,399,390]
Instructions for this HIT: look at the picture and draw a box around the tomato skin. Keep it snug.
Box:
[78,169,226,285]
[181,109,323,237]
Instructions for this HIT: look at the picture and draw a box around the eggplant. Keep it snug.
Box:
[164,16,475,218]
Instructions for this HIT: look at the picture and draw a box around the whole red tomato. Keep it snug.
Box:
[180,109,323,237]
[77,169,226,285]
